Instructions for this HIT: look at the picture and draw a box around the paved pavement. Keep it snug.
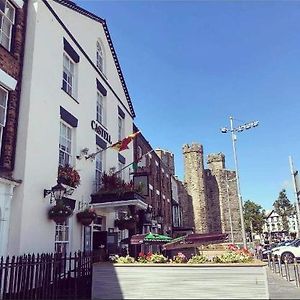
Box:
[266,267,300,299]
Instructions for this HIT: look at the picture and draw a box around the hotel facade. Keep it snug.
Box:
[8,0,143,256]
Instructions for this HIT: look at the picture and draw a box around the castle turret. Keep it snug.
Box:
[207,153,225,172]
[182,143,208,233]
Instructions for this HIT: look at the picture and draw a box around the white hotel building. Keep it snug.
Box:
[7,0,147,256]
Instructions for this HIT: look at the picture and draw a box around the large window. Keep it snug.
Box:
[59,121,72,166]
[118,115,124,141]
[62,53,76,97]
[0,86,8,151]
[95,147,103,192]
[118,161,125,180]
[96,92,105,125]
[0,0,15,51]
[137,146,146,167]
[55,221,69,255]
[96,41,104,73]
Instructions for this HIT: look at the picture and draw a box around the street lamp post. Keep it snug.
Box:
[288,156,300,238]
[225,172,234,243]
[221,116,259,248]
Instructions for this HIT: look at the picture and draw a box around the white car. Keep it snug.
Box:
[272,239,300,263]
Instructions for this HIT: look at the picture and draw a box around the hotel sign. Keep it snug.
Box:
[91,120,112,144]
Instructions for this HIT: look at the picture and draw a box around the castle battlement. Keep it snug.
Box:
[182,143,203,154]
[207,153,225,170]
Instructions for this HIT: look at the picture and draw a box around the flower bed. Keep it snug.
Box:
[110,244,255,265]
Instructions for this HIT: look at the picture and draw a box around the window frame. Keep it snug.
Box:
[0,86,8,152]
[96,91,105,126]
[59,121,73,166]
[54,221,70,255]
[62,52,77,99]
[0,0,15,51]
[95,146,104,192]
[118,161,125,180]
[118,115,124,141]
[96,40,104,73]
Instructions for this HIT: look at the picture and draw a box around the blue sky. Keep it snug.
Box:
[77,0,300,210]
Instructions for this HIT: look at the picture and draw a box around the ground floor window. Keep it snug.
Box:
[83,226,92,252]
[55,221,70,255]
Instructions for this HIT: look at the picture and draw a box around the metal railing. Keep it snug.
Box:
[267,253,300,288]
[0,251,100,300]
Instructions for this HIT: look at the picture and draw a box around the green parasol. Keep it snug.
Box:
[144,232,172,243]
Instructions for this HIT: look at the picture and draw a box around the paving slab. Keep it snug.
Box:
[267,268,300,299]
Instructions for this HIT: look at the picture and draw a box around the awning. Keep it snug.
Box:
[162,233,228,250]
[130,233,173,245]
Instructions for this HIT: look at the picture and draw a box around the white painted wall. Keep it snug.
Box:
[263,210,299,236]
[11,0,134,255]
[0,181,17,257]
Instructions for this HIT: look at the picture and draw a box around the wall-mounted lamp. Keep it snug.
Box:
[44,182,67,203]
[76,147,89,160]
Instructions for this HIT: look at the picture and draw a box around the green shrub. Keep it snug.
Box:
[187,255,209,264]
[213,251,253,263]
[111,255,135,264]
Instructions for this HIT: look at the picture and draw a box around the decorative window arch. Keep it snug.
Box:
[96,40,105,73]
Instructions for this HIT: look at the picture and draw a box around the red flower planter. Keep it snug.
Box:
[48,204,73,224]
[77,210,97,226]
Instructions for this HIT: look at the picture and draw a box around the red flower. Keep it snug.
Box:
[58,165,80,188]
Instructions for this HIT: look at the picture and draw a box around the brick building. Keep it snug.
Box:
[133,125,173,236]
[0,0,26,257]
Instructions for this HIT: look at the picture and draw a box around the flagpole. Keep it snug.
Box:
[85,131,140,160]
[85,145,113,160]
[113,149,155,175]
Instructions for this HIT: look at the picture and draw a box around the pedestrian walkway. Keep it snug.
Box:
[267,268,300,299]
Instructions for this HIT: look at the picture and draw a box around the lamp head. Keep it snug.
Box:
[52,182,67,200]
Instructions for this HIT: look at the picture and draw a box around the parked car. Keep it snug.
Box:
[262,243,279,260]
[271,239,300,263]
[262,240,295,260]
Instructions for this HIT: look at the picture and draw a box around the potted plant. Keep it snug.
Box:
[57,165,80,188]
[77,207,97,226]
[91,169,145,203]
[114,216,136,230]
[48,201,73,224]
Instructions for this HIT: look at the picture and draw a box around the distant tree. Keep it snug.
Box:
[244,200,265,239]
[273,189,295,232]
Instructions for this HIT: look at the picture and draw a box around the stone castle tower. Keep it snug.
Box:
[182,144,208,233]
[183,144,242,242]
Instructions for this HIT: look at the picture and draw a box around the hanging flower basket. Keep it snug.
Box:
[57,165,80,188]
[76,208,97,226]
[48,203,73,224]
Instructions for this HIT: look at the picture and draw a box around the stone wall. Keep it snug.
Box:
[177,179,194,229]
[182,145,242,242]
